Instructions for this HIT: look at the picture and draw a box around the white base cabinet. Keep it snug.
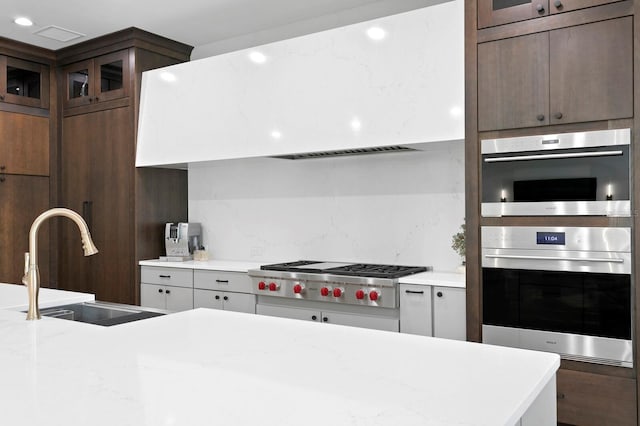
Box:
[399,283,466,341]
[194,289,255,314]
[433,287,466,340]
[257,304,399,332]
[140,266,194,312]
[399,284,433,336]
[140,283,193,312]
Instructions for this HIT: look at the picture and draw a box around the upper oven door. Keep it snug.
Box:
[481,128,631,217]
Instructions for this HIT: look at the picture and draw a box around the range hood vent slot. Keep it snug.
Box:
[271,145,418,160]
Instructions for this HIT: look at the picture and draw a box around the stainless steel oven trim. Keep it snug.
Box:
[483,325,633,368]
[484,150,623,162]
[482,200,630,217]
[481,128,630,154]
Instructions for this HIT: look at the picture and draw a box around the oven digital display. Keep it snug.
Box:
[536,232,565,245]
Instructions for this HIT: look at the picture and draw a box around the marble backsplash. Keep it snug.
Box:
[188,140,464,271]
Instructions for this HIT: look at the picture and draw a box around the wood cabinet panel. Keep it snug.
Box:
[0,56,49,110]
[0,174,49,285]
[478,0,548,29]
[0,111,49,176]
[478,32,549,131]
[549,16,633,125]
[478,16,632,131]
[557,369,637,425]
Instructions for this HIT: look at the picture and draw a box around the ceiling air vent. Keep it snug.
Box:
[271,145,417,160]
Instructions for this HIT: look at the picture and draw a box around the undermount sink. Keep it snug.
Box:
[36,301,168,326]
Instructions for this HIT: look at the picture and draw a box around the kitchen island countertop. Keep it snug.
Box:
[0,282,94,310]
[0,298,558,425]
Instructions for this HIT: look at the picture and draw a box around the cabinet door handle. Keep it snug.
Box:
[159,275,171,278]
[0,165,5,170]
[0,94,4,101]
[223,296,228,301]
[437,292,443,298]
[536,114,545,121]
[311,315,318,321]
[215,295,220,300]
[158,289,164,293]
[322,317,328,322]
[405,290,424,294]
[166,289,171,294]
[536,3,544,12]
[95,96,99,102]
[554,112,563,119]
[557,392,565,400]
[554,0,562,8]
[215,280,229,283]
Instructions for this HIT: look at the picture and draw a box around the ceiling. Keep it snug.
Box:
[1,0,447,59]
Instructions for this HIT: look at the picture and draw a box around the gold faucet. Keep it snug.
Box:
[22,208,98,320]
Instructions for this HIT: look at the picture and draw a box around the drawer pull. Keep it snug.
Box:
[215,280,229,283]
[405,290,424,294]
[159,275,171,278]
[557,392,565,400]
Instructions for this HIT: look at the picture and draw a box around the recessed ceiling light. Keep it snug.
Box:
[14,17,33,27]
[366,27,386,41]
[249,51,267,64]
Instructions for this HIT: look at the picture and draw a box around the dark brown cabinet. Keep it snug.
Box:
[557,369,637,426]
[0,111,49,176]
[0,55,49,109]
[478,0,624,29]
[0,174,50,286]
[62,49,129,110]
[57,29,191,305]
[478,16,632,131]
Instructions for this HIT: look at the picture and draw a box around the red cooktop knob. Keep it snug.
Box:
[293,283,304,294]
[355,289,365,300]
[258,281,266,290]
[268,282,278,291]
[333,287,343,298]
[320,287,330,297]
[369,290,380,301]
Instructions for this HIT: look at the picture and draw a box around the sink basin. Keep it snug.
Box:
[37,301,167,326]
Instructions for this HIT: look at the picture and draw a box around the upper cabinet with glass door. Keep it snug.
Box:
[0,56,49,109]
[478,0,624,29]
[62,49,129,110]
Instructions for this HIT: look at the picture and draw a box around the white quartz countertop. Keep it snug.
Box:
[139,260,466,288]
[139,258,263,272]
[398,271,466,288]
[0,304,558,426]
[0,282,94,310]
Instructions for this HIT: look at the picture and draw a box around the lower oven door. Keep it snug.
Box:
[481,226,633,368]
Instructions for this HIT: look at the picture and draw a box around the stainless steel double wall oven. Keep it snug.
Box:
[480,129,633,368]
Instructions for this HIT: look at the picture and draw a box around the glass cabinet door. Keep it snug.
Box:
[62,50,129,110]
[95,50,129,102]
[0,56,49,109]
[478,0,549,28]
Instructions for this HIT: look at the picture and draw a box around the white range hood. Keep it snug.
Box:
[136,0,463,168]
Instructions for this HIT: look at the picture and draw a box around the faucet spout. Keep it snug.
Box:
[23,208,98,320]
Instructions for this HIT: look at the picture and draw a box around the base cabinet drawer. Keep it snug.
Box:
[557,369,637,426]
[194,270,252,292]
[141,266,193,288]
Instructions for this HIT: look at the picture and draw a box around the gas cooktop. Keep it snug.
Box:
[259,260,430,279]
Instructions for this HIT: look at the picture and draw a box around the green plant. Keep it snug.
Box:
[451,221,466,261]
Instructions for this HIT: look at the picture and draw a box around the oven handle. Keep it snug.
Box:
[484,150,623,163]
[485,254,624,263]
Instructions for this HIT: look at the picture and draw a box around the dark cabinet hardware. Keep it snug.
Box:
[0,165,5,170]
[437,291,443,298]
[405,290,425,294]
[215,280,229,283]
[0,94,4,101]
[223,296,228,301]
[323,317,329,322]
[166,289,171,294]
[159,275,171,278]
[536,114,545,121]
[311,315,317,321]
[554,112,563,119]
[158,289,163,293]
[0,175,5,183]
[557,392,565,400]
[553,0,562,8]
[536,3,545,12]
[215,295,220,300]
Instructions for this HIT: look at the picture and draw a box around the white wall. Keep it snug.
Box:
[188,141,464,270]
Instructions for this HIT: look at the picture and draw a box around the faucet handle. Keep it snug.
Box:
[22,252,30,285]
